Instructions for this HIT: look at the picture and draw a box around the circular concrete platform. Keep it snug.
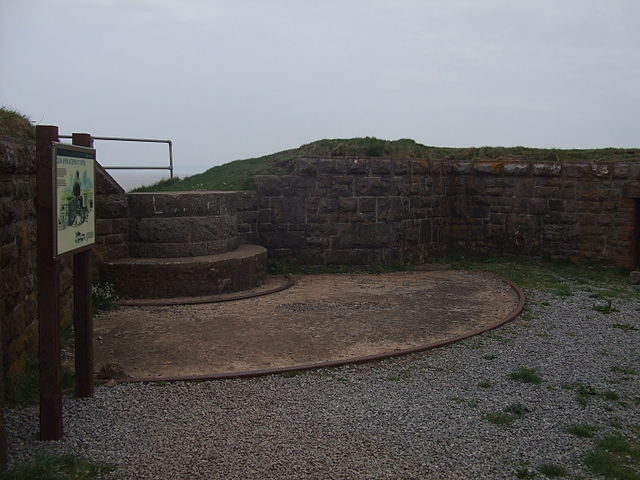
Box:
[93,270,523,382]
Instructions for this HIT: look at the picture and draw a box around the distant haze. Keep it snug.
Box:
[2,0,639,189]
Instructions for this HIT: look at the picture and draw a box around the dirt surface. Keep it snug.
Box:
[94,270,521,380]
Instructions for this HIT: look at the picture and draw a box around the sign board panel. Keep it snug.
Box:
[53,143,96,258]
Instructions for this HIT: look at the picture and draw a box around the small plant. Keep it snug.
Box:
[602,391,620,401]
[485,403,530,426]
[477,380,492,389]
[0,454,115,480]
[611,366,638,375]
[538,463,567,477]
[92,282,119,313]
[565,424,599,438]
[387,370,411,381]
[509,366,543,384]
[515,465,537,478]
[592,299,620,314]
[565,382,599,406]
[482,354,497,360]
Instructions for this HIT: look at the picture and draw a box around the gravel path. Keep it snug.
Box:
[6,285,640,479]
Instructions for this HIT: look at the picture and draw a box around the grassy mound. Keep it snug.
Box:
[0,107,34,142]
[133,137,640,193]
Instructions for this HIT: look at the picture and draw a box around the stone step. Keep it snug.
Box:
[99,244,267,299]
[127,191,240,258]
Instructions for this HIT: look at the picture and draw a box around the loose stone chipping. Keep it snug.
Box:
[5,285,640,479]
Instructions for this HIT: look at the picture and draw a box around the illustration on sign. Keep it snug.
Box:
[54,145,96,257]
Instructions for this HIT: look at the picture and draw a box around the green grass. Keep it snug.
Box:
[509,366,543,384]
[477,380,492,389]
[5,325,76,408]
[4,358,75,408]
[0,454,115,480]
[446,250,633,297]
[565,424,599,438]
[537,463,568,477]
[0,107,34,141]
[130,137,640,193]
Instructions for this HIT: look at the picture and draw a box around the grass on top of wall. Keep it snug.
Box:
[131,137,640,192]
[0,107,34,142]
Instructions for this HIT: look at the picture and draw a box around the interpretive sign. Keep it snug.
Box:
[53,143,96,258]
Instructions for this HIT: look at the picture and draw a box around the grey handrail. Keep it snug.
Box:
[59,135,173,178]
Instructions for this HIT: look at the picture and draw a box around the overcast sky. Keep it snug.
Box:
[2,0,639,188]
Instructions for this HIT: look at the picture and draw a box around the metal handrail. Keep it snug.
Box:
[59,135,173,178]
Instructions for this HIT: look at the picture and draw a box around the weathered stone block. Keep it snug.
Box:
[338,197,357,213]
[97,194,127,219]
[354,177,394,196]
[318,197,337,214]
[561,163,590,178]
[449,162,473,175]
[503,163,531,176]
[270,197,305,223]
[370,158,393,175]
[326,249,373,265]
[533,163,562,176]
[474,162,504,175]
[529,198,549,215]
[297,157,317,175]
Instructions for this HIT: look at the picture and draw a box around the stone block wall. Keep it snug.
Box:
[93,164,128,266]
[447,160,640,268]
[0,139,72,378]
[236,191,259,244]
[254,157,449,265]
[252,156,640,269]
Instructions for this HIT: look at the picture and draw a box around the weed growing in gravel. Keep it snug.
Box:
[612,366,638,376]
[592,299,621,314]
[0,454,115,480]
[509,366,543,384]
[387,370,411,381]
[609,323,639,331]
[482,354,497,360]
[485,403,530,426]
[583,434,640,480]
[538,463,568,477]
[602,391,620,401]
[565,424,599,438]
[477,380,492,389]
[514,463,537,478]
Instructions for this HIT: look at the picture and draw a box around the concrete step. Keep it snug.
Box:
[99,244,267,299]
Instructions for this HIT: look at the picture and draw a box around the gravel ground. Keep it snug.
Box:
[6,284,640,479]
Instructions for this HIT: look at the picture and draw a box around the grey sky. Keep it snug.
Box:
[2,0,639,188]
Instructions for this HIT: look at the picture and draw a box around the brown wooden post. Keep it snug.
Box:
[36,125,63,440]
[71,133,95,398]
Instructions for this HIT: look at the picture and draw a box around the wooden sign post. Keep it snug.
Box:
[36,126,96,440]
[36,125,63,440]
[71,133,94,399]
